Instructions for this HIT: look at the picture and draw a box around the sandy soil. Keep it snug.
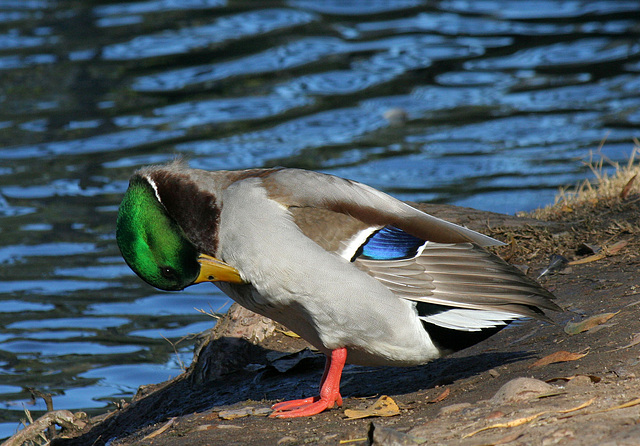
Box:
[28,196,640,445]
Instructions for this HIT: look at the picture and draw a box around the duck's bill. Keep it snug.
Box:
[195,254,244,284]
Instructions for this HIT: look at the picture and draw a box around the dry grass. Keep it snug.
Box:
[527,137,640,221]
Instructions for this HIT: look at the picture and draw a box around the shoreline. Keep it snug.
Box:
[8,146,640,446]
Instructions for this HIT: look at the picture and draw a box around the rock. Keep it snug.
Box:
[369,422,425,445]
[608,422,640,445]
[490,378,556,404]
[218,407,255,420]
[437,402,473,417]
[542,428,575,445]
[565,374,595,389]
[218,406,271,420]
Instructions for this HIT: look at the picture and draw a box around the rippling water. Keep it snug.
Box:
[1,0,639,438]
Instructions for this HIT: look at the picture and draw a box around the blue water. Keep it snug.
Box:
[1,0,639,439]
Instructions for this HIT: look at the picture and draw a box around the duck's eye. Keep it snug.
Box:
[160,266,178,281]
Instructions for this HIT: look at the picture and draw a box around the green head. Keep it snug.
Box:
[116,176,200,291]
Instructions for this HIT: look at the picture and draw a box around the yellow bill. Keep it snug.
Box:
[195,253,244,284]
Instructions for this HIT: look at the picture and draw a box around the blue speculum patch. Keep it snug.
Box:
[359,226,425,260]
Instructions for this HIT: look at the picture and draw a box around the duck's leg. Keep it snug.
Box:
[270,353,334,412]
[270,347,346,418]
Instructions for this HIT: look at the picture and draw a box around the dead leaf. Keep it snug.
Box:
[557,397,596,414]
[463,412,547,438]
[463,399,597,439]
[339,438,368,444]
[568,240,629,266]
[428,388,450,404]
[529,350,588,368]
[568,253,605,265]
[610,333,640,352]
[564,312,619,335]
[598,397,640,413]
[607,239,629,255]
[142,417,176,440]
[620,173,637,199]
[276,329,300,338]
[344,395,400,420]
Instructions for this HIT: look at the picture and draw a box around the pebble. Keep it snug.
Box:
[485,410,505,420]
[490,377,556,404]
[383,108,409,126]
[565,374,595,389]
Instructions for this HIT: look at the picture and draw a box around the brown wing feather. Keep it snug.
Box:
[262,169,501,247]
[356,242,559,319]
[288,207,372,254]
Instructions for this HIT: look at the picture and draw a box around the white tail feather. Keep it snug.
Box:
[420,308,523,332]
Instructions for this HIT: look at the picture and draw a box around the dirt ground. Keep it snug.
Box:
[24,195,640,445]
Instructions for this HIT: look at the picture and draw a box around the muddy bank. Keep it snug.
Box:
[12,196,640,446]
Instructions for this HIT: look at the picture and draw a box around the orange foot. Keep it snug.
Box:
[270,347,347,418]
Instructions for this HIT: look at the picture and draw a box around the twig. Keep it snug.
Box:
[162,335,186,372]
[3,410,85,446]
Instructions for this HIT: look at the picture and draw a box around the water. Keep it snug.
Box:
[1,0,639,438]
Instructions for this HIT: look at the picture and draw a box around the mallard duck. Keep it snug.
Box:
[116,162,559,418]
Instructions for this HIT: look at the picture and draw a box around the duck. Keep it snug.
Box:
[116,161,559,418]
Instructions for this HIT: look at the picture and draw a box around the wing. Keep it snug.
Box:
[260,169,558,331]
[354,237,559,324]
[262,168,502,247]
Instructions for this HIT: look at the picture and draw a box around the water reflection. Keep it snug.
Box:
[102,9,317,60]
[94,0,227,18]
[440,0,640,18]
[1,0,639,439]
[466,38,640,70]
